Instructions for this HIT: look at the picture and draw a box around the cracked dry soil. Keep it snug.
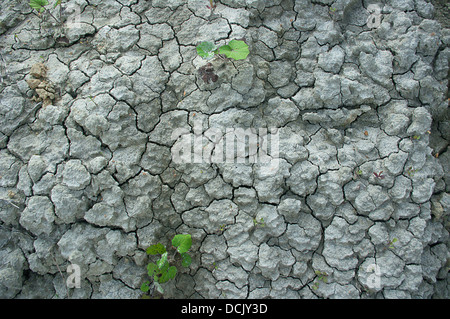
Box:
[0,0,449,299]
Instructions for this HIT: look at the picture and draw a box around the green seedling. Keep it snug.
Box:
[196,40,249,61]
[217,224,226,233]
[412,135,421,140]
[252,217,266,228]
[29,0,61,23]
[312,270,328,290]
[197,41,216,60]
[141,234,192,296]
[373,171,385,179]
[88,95,98,106]
[388,237,398,250]
[196,40,249,83]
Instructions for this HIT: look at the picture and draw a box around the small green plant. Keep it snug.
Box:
[141,234,192,296]
[354,168,363,177]
[88,95,98,106]
[196,40,250,61]
[29,0,61,23]
[312,270,328,290]
[252,217,266,228]
[216,224,226,233]
[412,135,421,141]
[387,237,398,250]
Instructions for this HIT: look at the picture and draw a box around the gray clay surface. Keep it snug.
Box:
[0,0,448,298]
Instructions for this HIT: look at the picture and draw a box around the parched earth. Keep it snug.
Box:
[0,0,448,299]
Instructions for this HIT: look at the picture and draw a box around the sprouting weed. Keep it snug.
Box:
[196,40,249,61]
[252,217,266,228]
[217,224,226,233]
[29,0,61,24]
[88,95,98,106]
[373,171,385,179]
[388,238,398,250]
[312,270,328,290]
[141,234,192,297]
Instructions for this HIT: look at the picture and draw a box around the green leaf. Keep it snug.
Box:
[146,243,166,255]
[147,263,158,277]
[140,281,150,292]
[218,40,249,60]
[181,252,192,267]
[160,266,177,283]
[196,42,216,60]
[172,234,192,254]
[167,266,177,279]
[29,0,49,12]
[159,274,168,283]
[53,0,62,8]
[218,45,232,55]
